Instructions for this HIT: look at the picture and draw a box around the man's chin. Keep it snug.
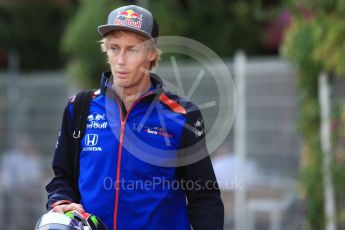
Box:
[114,78,130,87]
[114,82,136,91]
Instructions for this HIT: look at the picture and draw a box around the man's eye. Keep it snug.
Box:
[129,48,139,53]
[109,47,118,51]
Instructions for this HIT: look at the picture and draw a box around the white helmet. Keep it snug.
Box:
[35,211,108,230]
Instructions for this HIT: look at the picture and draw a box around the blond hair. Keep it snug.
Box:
[100,31,161,70]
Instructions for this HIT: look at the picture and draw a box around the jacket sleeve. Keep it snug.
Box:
[177,107,224,230]
[45,102,80,210]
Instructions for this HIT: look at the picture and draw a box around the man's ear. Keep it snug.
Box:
[148,50,157,62]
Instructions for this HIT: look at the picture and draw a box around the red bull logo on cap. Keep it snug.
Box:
[115,9,143,29]
[117,9,143,21]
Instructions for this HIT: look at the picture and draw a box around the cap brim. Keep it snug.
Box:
[98,25,153,40]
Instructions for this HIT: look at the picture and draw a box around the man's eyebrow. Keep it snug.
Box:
[107,43,138,48]
[107,42,119,45]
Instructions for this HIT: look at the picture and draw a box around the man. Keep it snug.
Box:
[46,5,224,230]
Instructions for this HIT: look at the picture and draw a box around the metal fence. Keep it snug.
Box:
[226,54,303,230]
[0,72,69,229]
[0,56,303,229]
[330,75,345,230]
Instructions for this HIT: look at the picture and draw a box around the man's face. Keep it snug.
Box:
[106,31,157,90]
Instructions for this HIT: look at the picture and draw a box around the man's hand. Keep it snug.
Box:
[51,203,85,214]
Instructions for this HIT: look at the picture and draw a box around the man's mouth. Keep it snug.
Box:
[115,70,130,79]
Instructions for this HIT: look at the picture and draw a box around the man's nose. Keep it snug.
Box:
[117,51,126,65]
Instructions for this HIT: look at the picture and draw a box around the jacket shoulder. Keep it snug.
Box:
[66,89,101,118]
[158,91,200,116]
[68,89,101,104]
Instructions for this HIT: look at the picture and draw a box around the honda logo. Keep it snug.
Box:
[85,134,99,146]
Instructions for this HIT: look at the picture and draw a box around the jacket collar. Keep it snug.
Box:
[100,71,163,95]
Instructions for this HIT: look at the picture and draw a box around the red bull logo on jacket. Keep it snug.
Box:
[115,10,143,29]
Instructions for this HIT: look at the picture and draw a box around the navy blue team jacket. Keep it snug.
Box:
[46,72,224,230]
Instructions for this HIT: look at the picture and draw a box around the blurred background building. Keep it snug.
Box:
[1,0,344,229]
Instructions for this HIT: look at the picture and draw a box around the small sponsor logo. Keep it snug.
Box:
[83,134,102,152]
[87,122,108,129]
[114,18,142,29]
[55,131,61,149]
[83,146,102,151]
[194,119,203,128]
[143,126,173,138]
[117,10,143,21]
[115,9,143,29]
[87,112,108,129]
[85,134,98,146]
[193,117,205,137]
[194,130,205,137]
[88,112,105,121]
[145,128,158,135]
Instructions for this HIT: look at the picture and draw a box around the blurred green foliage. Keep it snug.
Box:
[61,0,281,88]
[0,0,282,86]
[0,2,73,71]
[150,0,265,57]
[282,0,345,228]
[61,0,117,88]
[331,99,345,228]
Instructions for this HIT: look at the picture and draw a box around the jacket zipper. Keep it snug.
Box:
[113,91,154,230]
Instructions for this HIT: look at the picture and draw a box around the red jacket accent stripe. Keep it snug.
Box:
[159,93,186,115]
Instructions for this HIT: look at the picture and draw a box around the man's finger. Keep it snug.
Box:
[51,203,85,214]
[52,205,64,213]
[65,203,85,213]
